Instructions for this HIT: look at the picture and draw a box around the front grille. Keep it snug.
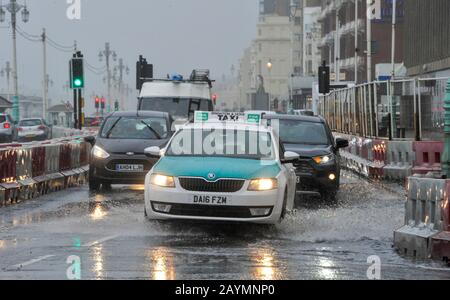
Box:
[179,177,245,193]
[294,159,315,174]
[152,202,273,219]
[106,159,153,172]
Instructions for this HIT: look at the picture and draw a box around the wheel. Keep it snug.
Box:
[279,190,288,222]
[102,181,112,190]
[89,177,100,190]
[321,190,337,203]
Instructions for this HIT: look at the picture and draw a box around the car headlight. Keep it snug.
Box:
[150,174,175,188]
[248,178,278,191]
[312,154,334,165]
[92,145,110,159]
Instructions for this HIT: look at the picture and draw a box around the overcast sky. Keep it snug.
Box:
[0,0,258,113]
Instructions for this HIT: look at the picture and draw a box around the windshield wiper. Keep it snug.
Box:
[105,118,121,138]
[140,120,162,139]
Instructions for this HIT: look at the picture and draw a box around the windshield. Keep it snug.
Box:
[278,120,330,145]
[100,116,168,140]
[19,119,42,127]
[166,128,275,160]
[140,97,213,119]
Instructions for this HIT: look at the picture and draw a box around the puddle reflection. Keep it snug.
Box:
[316,257,338,280]
[250,247,282,280]
[149,247,176,280]
[92,244,104,280]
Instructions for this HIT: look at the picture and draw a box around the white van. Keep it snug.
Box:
[138,70,214,123]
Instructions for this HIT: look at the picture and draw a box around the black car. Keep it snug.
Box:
[86,111,173,190]
[264,114,348,202]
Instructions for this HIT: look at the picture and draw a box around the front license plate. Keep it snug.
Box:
[115,164,144,172]
[191,195,231,205]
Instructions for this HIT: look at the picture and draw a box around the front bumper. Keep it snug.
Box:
[90,154,158,184]
[144,176,285,224]
[294,159,339,196]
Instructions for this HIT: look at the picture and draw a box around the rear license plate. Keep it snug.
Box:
[191,195,231,205]
[115,164,144,172]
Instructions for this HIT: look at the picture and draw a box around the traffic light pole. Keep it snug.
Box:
[78,89,83,130]
[73,88,78,129]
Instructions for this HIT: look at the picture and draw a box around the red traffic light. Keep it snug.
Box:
[212,94,217,104]
[101,97,105,103]
[95,97,100,103]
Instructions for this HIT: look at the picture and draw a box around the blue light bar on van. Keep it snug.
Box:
[171,74,183,81]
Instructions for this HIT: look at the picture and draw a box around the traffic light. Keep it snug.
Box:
[114,101,119,111]
[318,61,330,94]
[95,96,100,109]
[70,58,84,89]
[212,94,217,105]
[136,55,153,90]
[100,97,105,109]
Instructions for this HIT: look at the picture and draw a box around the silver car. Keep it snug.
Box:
[17,118,52,142]
[0,113,15,143]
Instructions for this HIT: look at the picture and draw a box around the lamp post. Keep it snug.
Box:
[114,58,129,111]
[0,0,30,121]
[289,0,299,112]
[99,42,117,113]
[266,60,273,111]
[0,61,12,102]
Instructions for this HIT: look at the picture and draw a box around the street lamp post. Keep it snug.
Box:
[0,0,30,121]
[99,42,117,113]
[0,61,12,102]
[266,60,273,111]
[289,0,298,112]
[114,58,129,111]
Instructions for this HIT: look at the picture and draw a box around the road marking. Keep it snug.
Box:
[7,255,55,271]
[417,265,450,272]
[82,235,119,247]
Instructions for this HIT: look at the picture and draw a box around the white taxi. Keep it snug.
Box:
[143,111,298,224]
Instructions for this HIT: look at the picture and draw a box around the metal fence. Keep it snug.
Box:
[318,77,450,141]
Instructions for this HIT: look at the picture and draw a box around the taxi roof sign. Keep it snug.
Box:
[194,111,262,125]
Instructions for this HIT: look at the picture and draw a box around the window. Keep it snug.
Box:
[278,120,330,145]
[100,116,169,140]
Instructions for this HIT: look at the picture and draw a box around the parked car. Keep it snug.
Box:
[264,114,348,202]
[86,111,174,190]
[16,118,52,142]
[0,113,16,143]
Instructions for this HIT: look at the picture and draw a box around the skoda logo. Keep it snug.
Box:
[207,173,216,180]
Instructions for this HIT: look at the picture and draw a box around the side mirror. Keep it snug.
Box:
[145,146,162,158]
[336,138,349,149]
[84,136,96,146]
[281,151,299,164]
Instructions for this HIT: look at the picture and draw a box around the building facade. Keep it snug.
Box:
[318,0,405,83]
[238,0,299,112]
[404,0,450,77]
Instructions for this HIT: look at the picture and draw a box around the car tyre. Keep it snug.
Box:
[279,190,288,222]
[89,177,100,190]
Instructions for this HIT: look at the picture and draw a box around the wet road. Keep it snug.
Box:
[0,171,449,280]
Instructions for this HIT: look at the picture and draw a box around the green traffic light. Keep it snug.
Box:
[74,78,83,87]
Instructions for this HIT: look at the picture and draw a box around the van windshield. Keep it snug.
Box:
[140,97,213,119]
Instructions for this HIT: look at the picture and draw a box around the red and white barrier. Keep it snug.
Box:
[394,176,450,262]
[412,141,444,176]
[0,137,92,206]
